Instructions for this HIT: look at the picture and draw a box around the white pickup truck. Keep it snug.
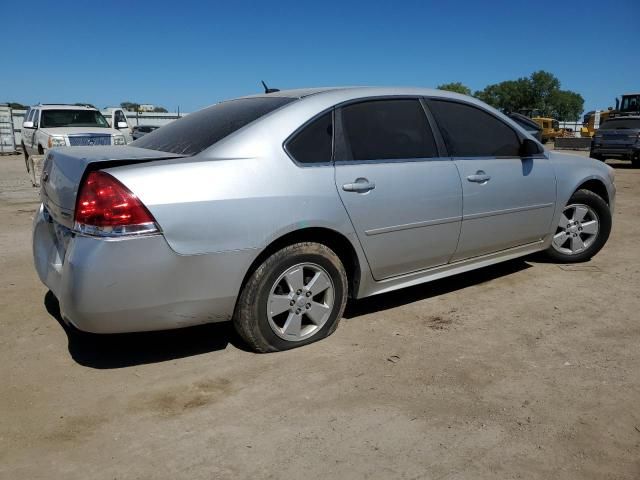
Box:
[21,104,131,184]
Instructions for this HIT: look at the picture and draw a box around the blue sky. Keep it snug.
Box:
[3,0,638,115]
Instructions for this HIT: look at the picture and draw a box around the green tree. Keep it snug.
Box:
[120,101,140,112]
[436,82,471,96]
[6,102,28,110]
[474,71,584,120]
[528,70,561,117]
[474,78,533,114]
[549,90,584,121]
[152,106,168,113]
[74,102,97,109]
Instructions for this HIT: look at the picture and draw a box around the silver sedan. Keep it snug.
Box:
[33,87,615,352]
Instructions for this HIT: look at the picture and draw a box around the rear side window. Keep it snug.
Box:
[337,99,438,161]
[131,97,296,155]
[286,111,333,164]
[428,100,522,157]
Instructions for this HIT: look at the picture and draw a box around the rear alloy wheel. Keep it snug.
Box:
[546,189,611,263]
[267,263,335,341]
[234,242,348,352]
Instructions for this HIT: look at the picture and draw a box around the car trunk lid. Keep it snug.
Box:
[40,146,185,228]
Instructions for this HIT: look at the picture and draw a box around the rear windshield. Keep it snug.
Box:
[599,118,640,130]
[41,109,109,128]
[130,97,296,155]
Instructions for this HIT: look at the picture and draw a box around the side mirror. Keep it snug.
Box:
[23,121,34,129]
[520,138,541,157]
[117,121,128,129]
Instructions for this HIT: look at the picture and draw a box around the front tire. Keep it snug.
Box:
[545,189,611,263]
[234,242,348,352]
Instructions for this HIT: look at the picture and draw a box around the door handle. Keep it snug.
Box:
[467,170,491,183]
[342,178,376,193]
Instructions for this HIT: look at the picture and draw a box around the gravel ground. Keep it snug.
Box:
[1,151,639,479]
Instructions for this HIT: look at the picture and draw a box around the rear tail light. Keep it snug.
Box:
[74,171,159,237]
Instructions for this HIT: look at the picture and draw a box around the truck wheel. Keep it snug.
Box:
[545,189,611,263]
[632,154,640,168]
[234,242,348,353]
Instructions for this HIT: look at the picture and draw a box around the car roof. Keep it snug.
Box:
[240,86,482,103]
[34,104,98,111]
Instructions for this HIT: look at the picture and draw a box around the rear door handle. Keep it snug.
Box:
[342,178,376,193]
[467,170,491,183]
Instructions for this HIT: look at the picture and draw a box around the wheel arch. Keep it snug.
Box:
[574,178,610,205]
[238,227,363,302]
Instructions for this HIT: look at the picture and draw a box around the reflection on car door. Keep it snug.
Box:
[427,99,556,261]
[333,98,463,280]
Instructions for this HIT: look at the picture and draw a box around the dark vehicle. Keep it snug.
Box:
[616,93,640,116]
[508,113,543,142]
[131,125,160,140]
[590,116,640,167]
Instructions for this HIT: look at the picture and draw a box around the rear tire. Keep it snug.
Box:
[545,189,611,263]
[234,242,348,353]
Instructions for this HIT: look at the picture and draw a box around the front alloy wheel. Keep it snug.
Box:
[551,204,599,255]
[545,189,611,263]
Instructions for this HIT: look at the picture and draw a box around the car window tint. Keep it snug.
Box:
[429,100,521,157]
[131,97,296,155]
[338,99,437,161]
[286,112,333,164]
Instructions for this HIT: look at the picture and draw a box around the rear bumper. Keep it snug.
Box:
[33,204,256,334]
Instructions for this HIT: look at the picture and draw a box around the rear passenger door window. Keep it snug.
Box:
[427,100,522,157]
[337,99,438,161]
[286,111,333,164]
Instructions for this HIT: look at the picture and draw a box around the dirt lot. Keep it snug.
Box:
[1,150,639,479]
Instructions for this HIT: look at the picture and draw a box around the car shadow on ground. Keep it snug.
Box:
[344,258,530,319]
[44,291,249,369]
[45,259,531,369]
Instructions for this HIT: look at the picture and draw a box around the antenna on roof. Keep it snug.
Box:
[261,80,280,94]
